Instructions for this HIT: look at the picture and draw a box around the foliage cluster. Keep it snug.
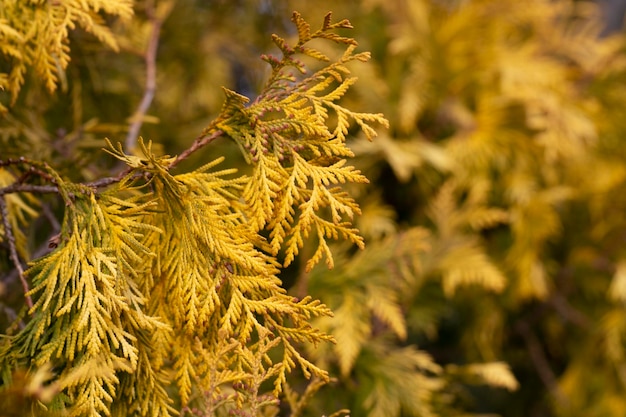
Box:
[4,0,626,417]
[0,3,389,416]
[283,0,626,416]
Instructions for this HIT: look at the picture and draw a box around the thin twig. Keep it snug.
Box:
[2,232,60,286]
[515,320,568,407]
[170,130,225,169]
[0,197,33,308]
[548,293,591,329]
[0,183,59,197]
[125,1,163,150]
[40,202,61,232]
[86,166,134,189]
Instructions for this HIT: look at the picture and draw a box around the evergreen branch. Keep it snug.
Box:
[0,10,387,416]
[0,197,32,309]
[1,129,223,195]
[0,0,133,106]
[11,190,165,416]
[113,341,175,416]
[213,22,386,268]
[0,159,60,197]
[86,167,135,189]
[283,378,328,417]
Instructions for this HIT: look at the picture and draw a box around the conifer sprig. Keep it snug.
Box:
[10,186,162,416]
[0,9,386,416]
[0,0,133,111]
[212,11,388,270]
[103,139,336,404]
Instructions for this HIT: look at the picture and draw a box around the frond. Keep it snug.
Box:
[507,186,572,299]
[355,196,397,239]
[306,226,434,376]
[242,154,286,231]
[190,334,282,415]
[350,134,450,182]
[112,339,175,417]
[358,343,443,417]
[104,141,335,402]
[330,294,371,376]
[0,0,132,106]
[11,187,160,416]
[208,12,388,270]
[172,336,196,404]
[438,239,507,296]
[447,362,519,391]
[278,155,368,270]
[365,285,407,340]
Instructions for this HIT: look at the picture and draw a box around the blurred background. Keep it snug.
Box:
[4,0,626,416]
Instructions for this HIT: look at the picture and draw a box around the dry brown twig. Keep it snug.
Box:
[0,197,32,308]
[125,0,167,151]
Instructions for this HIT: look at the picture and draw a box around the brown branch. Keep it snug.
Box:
[515,320,568,407]
[1,130,226,195]
[85,166,134,189]
[0,157,27,168]
[170,129,225,169]
[0,183,59,197]
[548,293,591,329]
[0,157,56,181]
[0,197,33,309]
[1,232,57,286]
[0,158,59,197]
[125,1,163,150]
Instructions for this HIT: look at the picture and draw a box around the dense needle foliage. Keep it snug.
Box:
[4,1,626,417]
[0,3,388,416]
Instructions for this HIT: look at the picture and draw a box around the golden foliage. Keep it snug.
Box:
[0,7,387,417]
[0,0,132,111]
[9,0,626,415]
[290,0,626,415]
[212,12,388,271]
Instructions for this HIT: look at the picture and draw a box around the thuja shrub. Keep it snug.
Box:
[0,2,387,416]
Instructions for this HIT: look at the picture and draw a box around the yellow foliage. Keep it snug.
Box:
[7,0,626,415]
[211,12,388,271]
[0,0,132,111]
[0,8,386,417]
